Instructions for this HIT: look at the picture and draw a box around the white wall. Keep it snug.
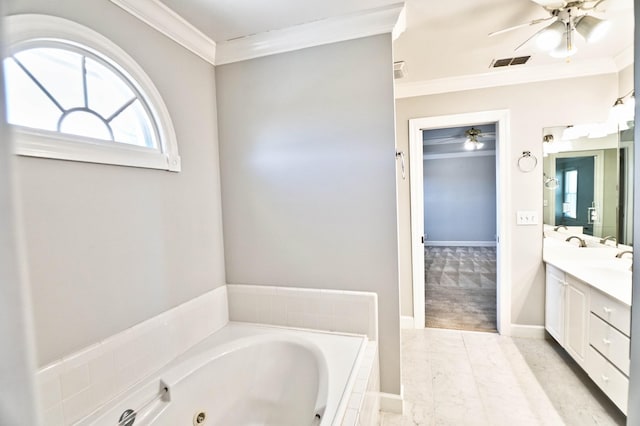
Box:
[396,73,618,321]
[215,35,401,395]
[7,0,226,365]
[423,155,496,243]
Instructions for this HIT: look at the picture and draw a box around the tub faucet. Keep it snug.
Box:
[566,236,587,247]
[600,236,617,245]
[554,225,568,231]
[615,250,633,259]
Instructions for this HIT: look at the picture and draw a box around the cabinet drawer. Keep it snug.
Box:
[586,346,628,414]
[589,314,630,375]
[590,289,630,336]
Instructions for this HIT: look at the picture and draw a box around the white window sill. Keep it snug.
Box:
[12,127,181,172]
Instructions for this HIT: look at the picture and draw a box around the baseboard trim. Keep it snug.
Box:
[379,391,404,414]
[425,241,497,247]
[400,316,415,329]
[509,324,546,339]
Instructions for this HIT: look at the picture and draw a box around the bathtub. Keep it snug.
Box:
[77,323,367,426]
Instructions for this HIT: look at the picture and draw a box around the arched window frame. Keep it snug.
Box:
[4,14,181,172]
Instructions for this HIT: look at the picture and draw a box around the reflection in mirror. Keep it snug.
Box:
[619,126,634,245]
[543,120,634,245]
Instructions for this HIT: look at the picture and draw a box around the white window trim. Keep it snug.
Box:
[4,14,181,172]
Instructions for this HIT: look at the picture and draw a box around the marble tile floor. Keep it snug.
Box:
[425,247,497,332]
[380,328,626,426]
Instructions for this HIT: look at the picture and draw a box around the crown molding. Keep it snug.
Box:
[394,57,621,99]
[109,0,216,65]
[215,3,405,65]
[392,5,407,41]
[614,45,634,71]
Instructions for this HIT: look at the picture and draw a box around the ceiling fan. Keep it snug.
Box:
[489,0,611,58]
[423,127,494,151]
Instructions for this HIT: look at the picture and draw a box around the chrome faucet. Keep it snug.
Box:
[566,236,587,247]
[600,236,617,245]
[554,225,568,231]
[615,250,633,259]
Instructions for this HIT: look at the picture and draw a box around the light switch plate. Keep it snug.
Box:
[517,210,538,225]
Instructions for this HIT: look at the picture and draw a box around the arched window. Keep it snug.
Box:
[3,15,180,171]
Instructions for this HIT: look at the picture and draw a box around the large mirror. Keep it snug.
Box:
[543,119,634,246]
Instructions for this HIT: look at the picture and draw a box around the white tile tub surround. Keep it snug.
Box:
[35,286,229,425]
[227,284,381,425]
[227,285,379,341]
[341,341,381,426]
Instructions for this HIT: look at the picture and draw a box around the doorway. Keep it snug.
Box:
[408,110,511,334]
[422,124,497,331]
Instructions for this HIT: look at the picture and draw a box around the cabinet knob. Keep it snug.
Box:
[602,338,611,345]
[602,307,612,315]
[601,374,609,382]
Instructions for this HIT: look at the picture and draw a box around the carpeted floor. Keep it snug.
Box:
[424,246,497,332]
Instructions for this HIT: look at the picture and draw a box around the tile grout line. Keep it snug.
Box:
[460,332,494,426]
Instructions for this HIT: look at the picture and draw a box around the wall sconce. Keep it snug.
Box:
[610,90,635,125]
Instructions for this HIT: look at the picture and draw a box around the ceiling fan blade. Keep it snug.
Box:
[582,0,608,10]
[530,0,567,8]
[489,16,554,37]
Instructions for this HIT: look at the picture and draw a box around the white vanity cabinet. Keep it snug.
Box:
[544,262,631,415]
[564,275,590,368]
[544,267,590,368]
[545,264,566,345]
[585,288,631,414]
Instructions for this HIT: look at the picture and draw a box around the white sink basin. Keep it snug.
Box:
[544,238,632,306]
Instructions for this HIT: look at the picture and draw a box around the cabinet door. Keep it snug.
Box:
[545,264,565,345]
[565,275,590,368]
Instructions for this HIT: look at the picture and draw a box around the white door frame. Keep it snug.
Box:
[409,110,512,334]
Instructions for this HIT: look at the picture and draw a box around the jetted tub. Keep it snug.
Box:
[77,323,367,426]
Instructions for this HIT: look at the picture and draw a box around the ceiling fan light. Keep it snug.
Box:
[576,15,610,43]
[464,139,476,150]
[476,142,485,150]
[550,40,578,58]
[535,20,565,51]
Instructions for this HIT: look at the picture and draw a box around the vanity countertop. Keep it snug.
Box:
[543,236,632,306]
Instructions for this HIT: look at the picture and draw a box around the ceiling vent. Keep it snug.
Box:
[394,61,407,79]
[490,56,531,68]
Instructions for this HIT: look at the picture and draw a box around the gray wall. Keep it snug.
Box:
[7,0,226,365]
[424,155,496,243]
[0,6,40,422]
[395,74,618,320]
[215,35,401,395]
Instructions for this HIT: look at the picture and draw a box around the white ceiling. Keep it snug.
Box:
[393,0,634,83]
[153,0,633,85]
[156,0,402,42]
